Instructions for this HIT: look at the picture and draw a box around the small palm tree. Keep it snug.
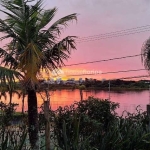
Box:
[0,83,20,105]
[0,0,77,149]
[0,67,23,102]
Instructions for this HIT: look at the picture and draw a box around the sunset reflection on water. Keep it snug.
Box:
[0,89,149,115]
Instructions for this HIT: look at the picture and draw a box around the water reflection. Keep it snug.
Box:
[0,89,149,114]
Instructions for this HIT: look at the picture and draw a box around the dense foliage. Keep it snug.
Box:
[50,97,150,150]
[0,97,150,149]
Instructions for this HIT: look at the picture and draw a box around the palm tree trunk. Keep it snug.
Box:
[22,94,25,114]
[9,91,12,105]
[27,89,39,149]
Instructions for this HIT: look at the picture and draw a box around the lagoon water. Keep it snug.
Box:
[1,89,149,114]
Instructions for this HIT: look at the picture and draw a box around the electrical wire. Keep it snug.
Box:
[78,24,150,40]
[76,25,150,43]
[64,54,141,67]
[76,29,150,43]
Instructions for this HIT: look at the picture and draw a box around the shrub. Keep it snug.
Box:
[51,97,119,149]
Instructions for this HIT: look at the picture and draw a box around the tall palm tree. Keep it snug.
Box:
[0,0,77,149]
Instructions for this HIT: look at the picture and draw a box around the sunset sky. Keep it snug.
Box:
[1,0,150,80]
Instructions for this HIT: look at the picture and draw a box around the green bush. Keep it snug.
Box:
[50,97,150,150]
[0,97,150,150]
[51,97,119,149]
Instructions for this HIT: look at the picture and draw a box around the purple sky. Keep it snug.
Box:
[1,0,150,80]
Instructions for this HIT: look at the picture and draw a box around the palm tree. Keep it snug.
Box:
[0,0,77,149]
[0,66,23,106]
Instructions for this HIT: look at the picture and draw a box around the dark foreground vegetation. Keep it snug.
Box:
[0,97,150,150]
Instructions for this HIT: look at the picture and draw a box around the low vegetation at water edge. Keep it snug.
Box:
[0,97,150,149]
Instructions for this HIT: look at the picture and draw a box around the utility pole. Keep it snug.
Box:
[108,80,110,100]
[149,84,150,104]
[147,84,150,130]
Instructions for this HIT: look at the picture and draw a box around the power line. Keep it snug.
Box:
[64,54,141,67]
[77,28,150,41]
[62,68,146,77]
[114,75,150,80]
[76,25,150,43]
[78,24,150,40]
[101,69,146,75]
[76,29,150,43]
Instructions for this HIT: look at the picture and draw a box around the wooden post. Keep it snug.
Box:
[147,105,150,130]
[44,101,50,150]
[80,89,83,101]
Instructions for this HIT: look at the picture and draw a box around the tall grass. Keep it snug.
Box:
[0,101,28,150]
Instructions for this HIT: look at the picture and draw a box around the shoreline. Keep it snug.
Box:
[45,85,149,91]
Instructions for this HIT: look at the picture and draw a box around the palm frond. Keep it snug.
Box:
[0,90,7,100]
[29,0,43,17]
[0,19,17,39]
[0,66,23,85]
[0,48,18,69]
[46,13,77,35]
[37,7,57,30]
[141,38,150,73]
[42,36,76,71]
[18,41,45,86]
